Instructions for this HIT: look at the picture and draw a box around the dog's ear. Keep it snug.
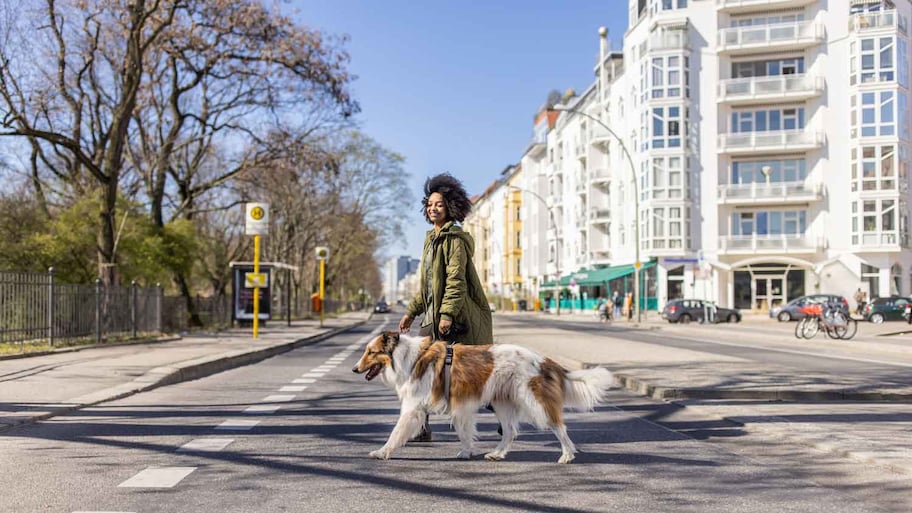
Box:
[381,331,400,353]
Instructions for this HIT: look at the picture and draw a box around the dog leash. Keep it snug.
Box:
[442,342,454,414]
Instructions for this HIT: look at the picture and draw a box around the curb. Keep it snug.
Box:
[0,319,368,433]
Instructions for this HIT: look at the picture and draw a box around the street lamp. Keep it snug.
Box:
[506,184,563,316]
[549,104,642,322]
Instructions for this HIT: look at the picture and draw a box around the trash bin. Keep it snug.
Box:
[518,299,528,311]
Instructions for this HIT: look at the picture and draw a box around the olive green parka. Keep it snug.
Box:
[406,221,493,345]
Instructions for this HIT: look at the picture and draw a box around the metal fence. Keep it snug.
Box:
[0,269,162,349]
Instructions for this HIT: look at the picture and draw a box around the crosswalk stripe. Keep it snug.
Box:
[118,467,196,488]
[293,378,316,384]
[262,395,295,402]
[302,372,325,378]
[215,420,259,430]
[178,438,234,452]
[279,385,308,392]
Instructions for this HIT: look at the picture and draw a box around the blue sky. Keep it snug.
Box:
[290,1,628,260]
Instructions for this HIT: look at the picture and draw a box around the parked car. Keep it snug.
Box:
[863,296,912,323]
[373,301,391,313]
[661,299,741,324]
[770,294,849,322]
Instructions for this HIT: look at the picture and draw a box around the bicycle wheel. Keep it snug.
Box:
[795,317,809,338]
[839,318,858,340]
[802,317,820,339]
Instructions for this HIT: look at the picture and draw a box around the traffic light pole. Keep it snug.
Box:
[319,259,325,328]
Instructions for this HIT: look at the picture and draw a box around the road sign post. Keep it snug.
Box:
[245,203,269,339]
[315,246,329,327]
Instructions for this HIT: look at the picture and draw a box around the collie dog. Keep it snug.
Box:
[352,331,613,464]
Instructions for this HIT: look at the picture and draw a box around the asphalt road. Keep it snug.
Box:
[0,316,907,512]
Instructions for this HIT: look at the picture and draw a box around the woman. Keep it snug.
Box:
[399,173,493,344]
[398,173,494,441]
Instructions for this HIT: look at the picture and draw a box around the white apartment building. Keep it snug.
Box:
[512,0,912,314]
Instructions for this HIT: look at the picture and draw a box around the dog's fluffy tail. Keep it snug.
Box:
[563,367,614,411]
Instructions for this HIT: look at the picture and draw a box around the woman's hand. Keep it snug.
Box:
[399,314,413,333]
[438,317,452,336]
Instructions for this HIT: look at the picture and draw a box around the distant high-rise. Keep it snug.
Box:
[384,256,420,303]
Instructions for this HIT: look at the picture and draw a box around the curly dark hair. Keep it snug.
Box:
[421,173,473,224]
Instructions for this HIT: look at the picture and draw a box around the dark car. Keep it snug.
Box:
[661,299,741,324]
[373,301,391,313]
[770,294,849,322]
[863,296,911,323]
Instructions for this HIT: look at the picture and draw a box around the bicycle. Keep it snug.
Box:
[795,303,857,340]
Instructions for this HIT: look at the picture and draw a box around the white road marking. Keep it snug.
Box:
[280,385,308,392]
[314,366,335,371]
[262,394,296,402]
[327,357,346,362]
[244,405,280,414]
[302,372,325,378]
[293,378,317,384]
[118,467,196,488]
[178,438,234,452]
[73,511,135,513]
[215,420,259,430]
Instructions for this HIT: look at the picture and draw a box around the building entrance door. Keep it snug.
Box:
[754,276,785,313]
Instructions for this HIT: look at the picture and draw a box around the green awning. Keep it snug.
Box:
[540,261,656,288]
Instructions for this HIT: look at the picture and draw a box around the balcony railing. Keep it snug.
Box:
[576,182,587,194]
[717,181,821,203]
[720,234,821,253]
[650,31,688,51]
[717,74,824,103]
[857,232,901,247]
[849,10,908,35]
[717,129,823,154]
[718,21,824,53]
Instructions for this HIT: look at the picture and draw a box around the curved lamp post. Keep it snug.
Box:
[549,104,642,322]
[506,184,562,316]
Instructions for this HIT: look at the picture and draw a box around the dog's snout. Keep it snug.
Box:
[352,365,359,373]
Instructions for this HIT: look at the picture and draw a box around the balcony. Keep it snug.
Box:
[589,249,612,265]
[717,129,823,155]
[649,31,688,51]
[546,227,564,240]
[855,232,904,251]
[576,182,587,195]
[716,0,817,14]
[720,234,822,254]
[717,74,824,105]
[589,208,611,224]
[589,125,612,147]
[590,168,611,187]
[849,10,908,35]
[717,181,822,205]
[717,21,824,55]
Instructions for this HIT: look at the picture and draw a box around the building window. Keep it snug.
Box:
[852,37,895,85]
[854,198,898,245]
[731,106,805,133]
[851,145,896,192]
[651,106,684,148]
[647,206,686,250]
[650,156,687,199]
[732,57,805,78]
[731,12,803,28]
[650,55,684,99]
[516,231,521,248]
[858,91,895,137]
[731,210,806,236]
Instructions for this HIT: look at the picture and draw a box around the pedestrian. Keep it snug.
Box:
[623,292,633,321]
[853,288,865,316]
[611,290,621,319]
[398,173,494,442]
[597,297,609,323]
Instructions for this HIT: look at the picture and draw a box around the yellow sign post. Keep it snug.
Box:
[245,203,269,339]
[315,246,329,328]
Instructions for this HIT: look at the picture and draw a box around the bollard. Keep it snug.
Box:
[131,280,137,339]
[47,267,55,347]
[95,278,102,345]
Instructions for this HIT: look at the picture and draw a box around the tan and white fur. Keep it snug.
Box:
[352,331,613,464]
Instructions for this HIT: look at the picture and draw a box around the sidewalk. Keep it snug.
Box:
[0,312,371,433]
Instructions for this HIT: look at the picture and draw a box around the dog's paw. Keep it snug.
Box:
[369,448,391,460]
[455,449,473,460]
[557,453,575,464]
[484,451,505,461]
